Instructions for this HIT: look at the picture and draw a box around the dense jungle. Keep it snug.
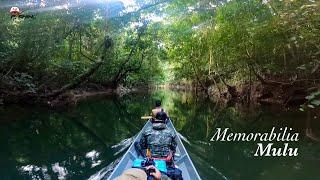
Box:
[0,0,320,180]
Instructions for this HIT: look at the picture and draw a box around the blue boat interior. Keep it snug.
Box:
[108,120,201,180]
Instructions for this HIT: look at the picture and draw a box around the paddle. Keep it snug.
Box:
[141,116,152,120]
[141,116,175,120]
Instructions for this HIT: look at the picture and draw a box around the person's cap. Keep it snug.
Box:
[155,100,161,107]
[115,168,147,180]
[155,111,167,121]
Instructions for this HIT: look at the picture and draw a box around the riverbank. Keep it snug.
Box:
[0,84,139,107]
[157,79,320,108]
[1,79,319,108]
[209,81,320,107]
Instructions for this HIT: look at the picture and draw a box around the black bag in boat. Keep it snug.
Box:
[166,167,183,180]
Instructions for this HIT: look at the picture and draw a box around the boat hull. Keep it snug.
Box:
[108,119,201,180]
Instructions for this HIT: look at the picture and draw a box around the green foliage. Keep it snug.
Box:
[12,72,37,93]
[157,0,320,87]
[0,0,167,92]
[1,0,319,94]
[300,91,320,110]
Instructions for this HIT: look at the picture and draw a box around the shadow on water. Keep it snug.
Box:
[0,90,320,179]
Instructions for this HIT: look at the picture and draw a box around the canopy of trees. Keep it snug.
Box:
[0,0,167,100]
[0,0,319,105]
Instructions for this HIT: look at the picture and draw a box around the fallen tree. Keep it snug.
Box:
[44,59,104,99]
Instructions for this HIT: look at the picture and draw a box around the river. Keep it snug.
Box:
[0,90,319,180]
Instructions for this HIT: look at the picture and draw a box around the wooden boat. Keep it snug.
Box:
[108,119,201,180]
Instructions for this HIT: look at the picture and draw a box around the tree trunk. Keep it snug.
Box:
[112,25,147,88]
[44,60,103,98]
[219,76,238,99]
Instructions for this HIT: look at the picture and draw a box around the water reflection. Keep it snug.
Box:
[18,163,67,180]
[52,163,68,180]
[86,150,102,168]
[19,165,43,179]
[1,90,320,179]
[88,157,122,180]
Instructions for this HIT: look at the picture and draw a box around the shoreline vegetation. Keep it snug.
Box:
[155,81,320,107]
[0,80,318,108]
[0,0,319,109]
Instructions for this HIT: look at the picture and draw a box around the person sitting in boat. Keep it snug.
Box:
[136,111,176,161]
[151,100,168,119]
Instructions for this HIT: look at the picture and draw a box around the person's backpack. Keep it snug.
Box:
[166,167,183,180]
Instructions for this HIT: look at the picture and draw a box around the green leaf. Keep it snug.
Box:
[307,104,315,109]
[306,91,320,100]
[299,107,304,112]
[297,64,306,70]
[306,95,314,100]
[311,100,320,106]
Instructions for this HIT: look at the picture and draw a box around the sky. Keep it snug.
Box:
[1,0,164,22]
